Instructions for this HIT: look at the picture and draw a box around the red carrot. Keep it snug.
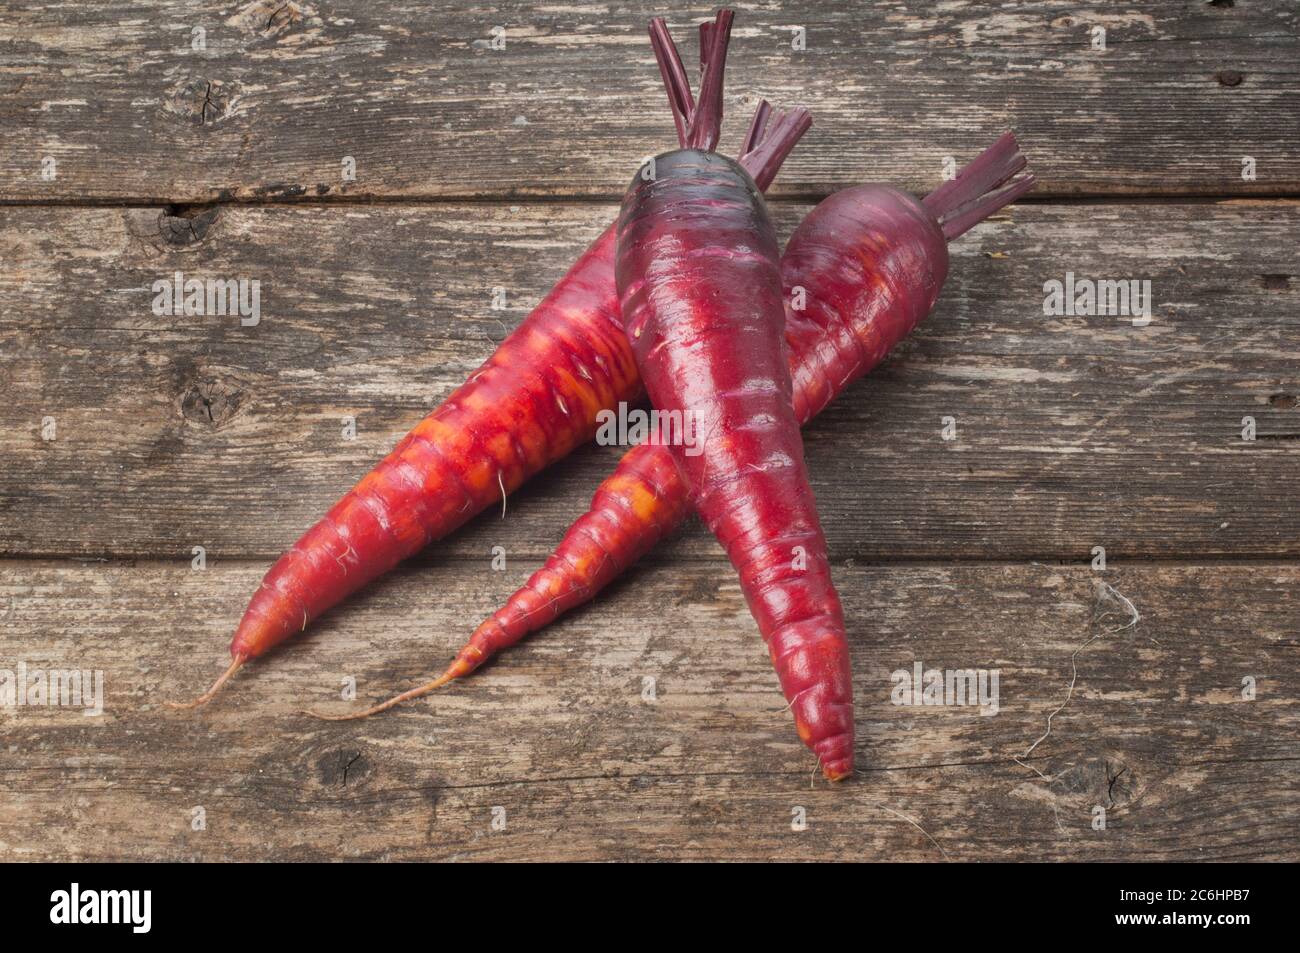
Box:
[339,135,1035,739]
[617,10,854,778]
[168,224,634,708]
[172,9,800,709]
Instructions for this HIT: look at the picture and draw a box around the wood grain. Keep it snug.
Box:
[1,558,1295,861]
[1,201,1296,560]
[2,0,1297,865]
[1,1,1296,201]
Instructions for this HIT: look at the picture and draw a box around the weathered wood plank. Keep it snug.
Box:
[1,1,1297,201]
[2,201,1297,560]
[0,559,1295,861]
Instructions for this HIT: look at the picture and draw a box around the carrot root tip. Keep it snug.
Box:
[164,655,247,710]
[300,662,468,722]
[823,763,854,782]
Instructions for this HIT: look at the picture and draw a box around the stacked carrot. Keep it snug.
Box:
[173,9,1034,781]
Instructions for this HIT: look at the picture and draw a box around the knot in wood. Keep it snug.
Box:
[227,1,307,38]
[181,377,245,427]
[166,78,237,126]
[158,206,220,247]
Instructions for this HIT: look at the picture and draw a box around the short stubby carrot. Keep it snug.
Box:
[347,134,1035,742]
[173,7,803,708]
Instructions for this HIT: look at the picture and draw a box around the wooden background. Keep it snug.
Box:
[1,1,1297,861]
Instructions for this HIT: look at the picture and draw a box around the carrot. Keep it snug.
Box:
[554,9,852,778]
[172,8,802,709]
[616,10,854,778]
[341,134,1035,740]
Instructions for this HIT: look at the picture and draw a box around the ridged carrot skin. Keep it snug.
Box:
[230,227,634,663]
[433,135,1034,716]
[617,143,855,780]
[176,9,804,707]
[610,8,854,779]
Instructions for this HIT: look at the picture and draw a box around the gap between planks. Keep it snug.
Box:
[3,193,1300,210]
[4,554,1300,569]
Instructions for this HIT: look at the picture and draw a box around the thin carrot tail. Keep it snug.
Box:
[429,442,689,699]
[302,660,470,721]
[921,132,1037,241]
[164,655,246,710]
[649,9,735,152]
